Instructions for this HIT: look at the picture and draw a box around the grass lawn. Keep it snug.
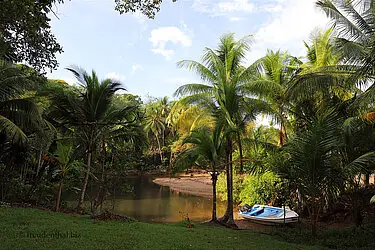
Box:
[0,207,323,250]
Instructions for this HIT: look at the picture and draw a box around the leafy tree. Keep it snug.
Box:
[175,33,271,224]
[239,172,282,206]
[115,0,177,18]
[144,98,169,163]
[287,28,358,131]
[47,67,136,211]
[0,0,65,72]
[249,50,301,146]
[316,0,375,111]
[167,102,214,166]
[174,126,224,222]
[0,60,44,144]
[52,141,82,211]
[276,109,375,236]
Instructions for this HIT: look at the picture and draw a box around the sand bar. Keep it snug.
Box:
[153,177,213,198]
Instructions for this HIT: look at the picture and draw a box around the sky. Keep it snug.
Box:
[48,0,329,100]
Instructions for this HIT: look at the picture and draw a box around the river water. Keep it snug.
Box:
[88,175,227,223]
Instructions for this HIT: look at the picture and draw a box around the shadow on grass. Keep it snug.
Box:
[268,222,375,249]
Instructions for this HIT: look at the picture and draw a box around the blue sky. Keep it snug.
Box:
[48,0,328,100]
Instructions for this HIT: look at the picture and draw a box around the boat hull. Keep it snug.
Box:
[239,205,299,225]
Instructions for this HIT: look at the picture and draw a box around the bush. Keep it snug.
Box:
[239,172,282,206]
[216,170,283,206]
[216,170,243,204]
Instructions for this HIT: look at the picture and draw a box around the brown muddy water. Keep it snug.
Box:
[71,175,227,223]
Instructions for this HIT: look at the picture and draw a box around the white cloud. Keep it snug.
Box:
[192,0,255,16]
[132,11,147,24]
[261,4,283,13]
[131,64,144,75]
[166,77,195,87]
[247,0,329,64]
[218,0,254,13]
[106,72,127,82]
[149,27,192,60]
[229,17,245,22]
[152,48,175,60]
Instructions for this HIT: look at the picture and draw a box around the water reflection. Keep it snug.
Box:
[95,176,226,223]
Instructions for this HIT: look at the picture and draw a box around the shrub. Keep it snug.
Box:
[216,170,243,204]
[216,170,282,206]
[239,172,282,206]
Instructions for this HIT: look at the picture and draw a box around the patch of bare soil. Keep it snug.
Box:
[235,219,270,230]
[153,177,213,197]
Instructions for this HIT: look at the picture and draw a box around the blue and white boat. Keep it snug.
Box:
[238,204,299,225]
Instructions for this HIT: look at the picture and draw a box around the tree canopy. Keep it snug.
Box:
[115,0,177,18]
[0,0,65,73]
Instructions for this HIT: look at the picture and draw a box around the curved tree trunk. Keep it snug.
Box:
[279,122,285,147]
[55,182,63,211]
[156,135,163,163]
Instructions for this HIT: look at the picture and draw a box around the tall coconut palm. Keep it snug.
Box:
[144,104,166,163]
[287,28,355,102]
[287,28,362,136]
[0,60,43,144]
[174,126,224,222]
[175,33,271,224]
[47,67,131,211]
[316,0,375,110]
[249,50,301,146]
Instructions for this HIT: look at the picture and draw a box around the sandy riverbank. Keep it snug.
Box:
[153,177,213,198]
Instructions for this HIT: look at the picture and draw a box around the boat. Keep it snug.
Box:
[238,204,299,225]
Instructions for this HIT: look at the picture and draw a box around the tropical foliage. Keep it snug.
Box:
[1,0,375,238]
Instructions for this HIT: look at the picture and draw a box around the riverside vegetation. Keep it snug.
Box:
[0,0,375,247]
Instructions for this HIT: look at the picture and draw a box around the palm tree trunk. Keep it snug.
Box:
[77,146,92,211]
[56,182,63,211]
[364,172,370,186]
[282,121,288,143]
[156,135,163,163]
[220,138,235,225]
[237,132,244,174]
[211,167,218,222]
[279,122,284,146]
[94,141,106,211]
[311,206,318,237]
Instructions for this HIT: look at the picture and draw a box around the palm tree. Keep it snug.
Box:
[276,109,375,236]
[47,67,131,211]
[288,29,354,101]
[175,33,271,224]
[144,103,166,163]
[174,126,224,222]
[0,60,43,144]
[316,0,375,111]
[167,102,214,166]
[53,141,82,211]
[249,50,301,146]
[287,28,361,134]
[316,0,374,70]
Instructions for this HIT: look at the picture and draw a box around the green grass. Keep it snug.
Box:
[270,223,375,250]
[0,207,321,250]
